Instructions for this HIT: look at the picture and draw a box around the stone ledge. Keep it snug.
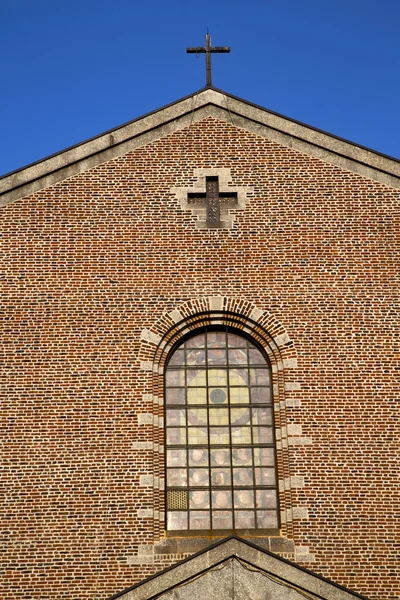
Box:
[154,535,293,556]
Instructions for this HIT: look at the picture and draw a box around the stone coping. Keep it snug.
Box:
[2,87,400,207]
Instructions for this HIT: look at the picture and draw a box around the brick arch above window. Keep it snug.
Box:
[138,296,297,374]
[137,297,309,549]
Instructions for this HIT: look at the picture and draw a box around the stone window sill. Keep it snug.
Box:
[155,531,294,556]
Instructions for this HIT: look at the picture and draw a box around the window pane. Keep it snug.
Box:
[230,387,250,404]
[190,511,210,530]
[166,388,186,405]
[166,409,186,427]
[166,428,186,445]
[187,388,207,404]
[227,334,247,347]
[188,408,207,425]
[166,370,185,387]
[212,511,233,529]
[186,349,206,365]
[169,349,185,366]
[250,368,270,386]
[209,427,230,445]
[252,427,273,444]
[189,468,209,486]
[256,511,278,529]
[209,388,228,405]
[189,448,208,466]
[229,368,249,386]
[231,426,251,444]
[233,467,254,486]
[167,469,187,487]
[234,490,255,509]
[167,449,187,467]
[167,511,188,530]
[235,510,255,529]
[207,332,226,348]
[232,447,252,466]
[188,427,208,445]
[210,448,230,466]
[254,447,275,466]
[207,348,226,365]
[189,490,210,509]
[208,369,228,386]
[248,348,265,364]
[230,407,251,426]
[256,489,277,509]
[211,468,231,486]
[186,334,206,348]
[250,387,270,404]
[209,408,229,425]
[255,467,276,486]
[251,407,273,426]
[228,349,248,364]
[212,491,232,509]
[187,369,207,387]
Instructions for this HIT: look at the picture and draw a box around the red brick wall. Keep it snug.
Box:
[1,117,399,599]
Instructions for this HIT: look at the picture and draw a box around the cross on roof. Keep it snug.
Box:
[187,176,238,228]
[187,33,230,88]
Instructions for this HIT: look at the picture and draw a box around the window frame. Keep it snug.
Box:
[164,325,280,537]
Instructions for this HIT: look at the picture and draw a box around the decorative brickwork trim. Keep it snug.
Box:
[137,297,305,545]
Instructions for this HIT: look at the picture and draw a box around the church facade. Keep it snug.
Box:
[1,88,399,599]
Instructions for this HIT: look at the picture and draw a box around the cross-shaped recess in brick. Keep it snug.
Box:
[187,176,238,228]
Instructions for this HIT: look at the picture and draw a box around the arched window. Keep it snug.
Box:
[165,328,279,533]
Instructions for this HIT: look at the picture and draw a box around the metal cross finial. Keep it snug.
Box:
[187,33,230,88]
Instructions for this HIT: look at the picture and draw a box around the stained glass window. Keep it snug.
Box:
[165,329,279,533]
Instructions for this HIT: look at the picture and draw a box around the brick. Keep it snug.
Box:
[1,111,398,600]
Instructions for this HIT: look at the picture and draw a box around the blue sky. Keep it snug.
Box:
[1,0,399,176]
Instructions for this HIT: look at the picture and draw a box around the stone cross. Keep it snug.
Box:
[187,176,238,228]
[186,33,230,88]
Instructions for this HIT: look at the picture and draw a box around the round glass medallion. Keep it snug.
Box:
[210,388,226,404]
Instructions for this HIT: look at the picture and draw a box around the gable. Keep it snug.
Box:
[1,88,398,600]
[109,537,367,600]
[1,87,400,208]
